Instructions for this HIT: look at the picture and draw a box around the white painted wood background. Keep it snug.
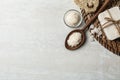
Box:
[0,0,119,80]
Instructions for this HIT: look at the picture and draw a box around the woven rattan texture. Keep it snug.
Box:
[81,0,120,56]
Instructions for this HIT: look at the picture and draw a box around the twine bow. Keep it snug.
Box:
[102,10,120,34]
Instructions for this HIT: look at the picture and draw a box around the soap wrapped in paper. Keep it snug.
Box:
[98,7,120,40]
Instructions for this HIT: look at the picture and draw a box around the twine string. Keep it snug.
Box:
[102,10,120,34]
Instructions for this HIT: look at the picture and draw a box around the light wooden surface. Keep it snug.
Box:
[0,0,119,80]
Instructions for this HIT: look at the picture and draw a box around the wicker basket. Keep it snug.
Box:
[81,0,120,56]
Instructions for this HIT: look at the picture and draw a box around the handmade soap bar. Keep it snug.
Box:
[98,7,120,40]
